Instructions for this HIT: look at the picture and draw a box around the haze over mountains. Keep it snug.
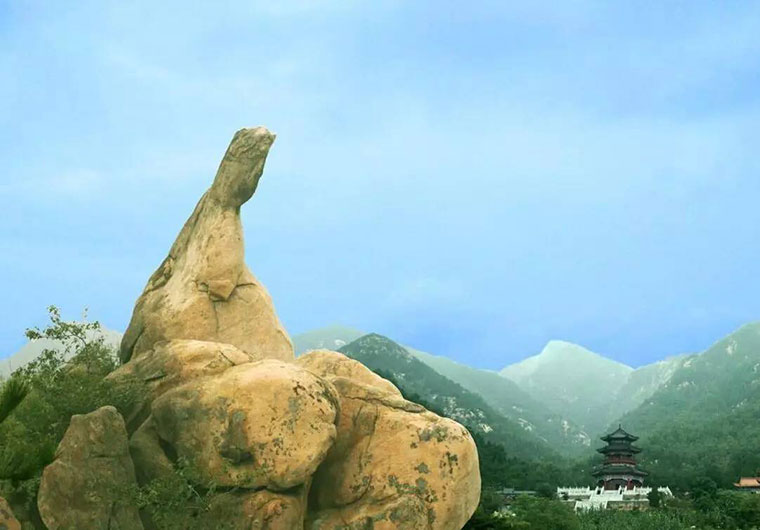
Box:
[499,340,689,435]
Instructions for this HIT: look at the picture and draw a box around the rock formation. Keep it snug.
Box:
[46,127,480,529]
[119,127,293,365]
[299,351,481,529]
[37,406,143,530]
[0,496,21,530]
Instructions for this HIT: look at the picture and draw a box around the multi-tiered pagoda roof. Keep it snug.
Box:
[592,425,648,489]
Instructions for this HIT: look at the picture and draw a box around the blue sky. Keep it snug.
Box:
[2,1,760,369]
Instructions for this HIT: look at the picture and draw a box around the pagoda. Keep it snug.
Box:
[592,425,648,490]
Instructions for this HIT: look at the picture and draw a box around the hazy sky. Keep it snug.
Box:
[3,1,760,369]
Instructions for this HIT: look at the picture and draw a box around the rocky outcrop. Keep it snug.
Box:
[200,487,309,529]
[149,359,339,490]
[37,406,143,530]
[119,127,293,364]
[101,128,479,529]
[299,352,481,530]
[108,339,259,431]
[0,497,20,530]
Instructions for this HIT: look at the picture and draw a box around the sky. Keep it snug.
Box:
[2,1,760,370]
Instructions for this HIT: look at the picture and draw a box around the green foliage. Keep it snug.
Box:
[0,376,29,424]
[0,306,144,521]
[464,497,578,530]
[647,486,661,508]
[619,323,760,490]
[510,496,580,530]
[577,508,703,530]
[122,459,220,530]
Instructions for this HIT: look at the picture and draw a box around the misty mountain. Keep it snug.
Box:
[617,322,760,488]
[294,326,591,454]
[292,325,365,355]
[500,340,634,434]
[338,333,558,460]
[409,347,591,454]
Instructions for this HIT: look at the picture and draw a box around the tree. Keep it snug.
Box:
[536,482,556,499]
[0,306,144,523]
[647,486,661,508]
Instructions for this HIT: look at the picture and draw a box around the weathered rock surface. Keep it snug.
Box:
[119,127,293,364]
[37,406,143,530]
[201,486,309,529]
[150,359,339,490]
[299,352,481,530]
[0,497,21,530]
[109,339,259,431]
[297,348,402,396]
[128,416,174,486]
[104,127,480,530]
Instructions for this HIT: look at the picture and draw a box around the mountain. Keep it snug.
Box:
[617,322,760,489]
[294,326,590,454]
[599,354,689,425]
[1,326,123,378]
[338,333,558,460]
[500,340,634,434]
[292,325,365,355]
[409,347,591,454]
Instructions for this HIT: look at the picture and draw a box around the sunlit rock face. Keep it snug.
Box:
[37,406,143,530]
[119,127,293,365]
[46,128,481,529]
[0,496,21,530]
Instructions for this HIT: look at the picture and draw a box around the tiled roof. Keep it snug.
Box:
[735,477,760,488]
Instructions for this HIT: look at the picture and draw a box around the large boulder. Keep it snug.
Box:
[200,486,309,529]
[297,348,402,396]
[0,497,20,530]
[298,352,481,530]
[107,128,480,530]
[149,359,340,490]
[119,127,293,364]
[37,406,143,530]
[108,339,259,432]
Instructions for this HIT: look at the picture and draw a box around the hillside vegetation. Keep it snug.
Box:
[620,323,760,490]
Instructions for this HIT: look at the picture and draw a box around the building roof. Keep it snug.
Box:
[734,477,760,488]
[598,443,642,455]
[600,425,639,443]
[591,464,649,477]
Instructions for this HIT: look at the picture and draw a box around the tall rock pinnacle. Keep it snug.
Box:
[119,127,293,364]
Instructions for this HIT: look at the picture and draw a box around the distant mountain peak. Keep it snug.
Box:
[343,333,413,359]
[498,340,634,433]
[292,325,366,356]
[502,340,632,380]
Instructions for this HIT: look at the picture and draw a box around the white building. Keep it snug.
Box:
[557,485,673,511]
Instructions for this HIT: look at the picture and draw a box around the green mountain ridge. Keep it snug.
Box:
[294,326,591,455]
[292,324,365,354]
[617,321,760,489]
[499,340,690,437]
[337,333,558,461]
[409,346,592,454]
[500,340,634,435]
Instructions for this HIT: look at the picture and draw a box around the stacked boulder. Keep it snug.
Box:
[38,128,480,529]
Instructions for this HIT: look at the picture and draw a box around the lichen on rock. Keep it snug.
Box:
[48,127,480,530]
[37,406,143,530]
